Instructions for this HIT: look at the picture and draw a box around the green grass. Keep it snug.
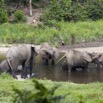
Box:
[0,20,103,45]
[0,73,103,103]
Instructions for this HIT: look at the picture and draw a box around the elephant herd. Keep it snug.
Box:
[0,42,103,79]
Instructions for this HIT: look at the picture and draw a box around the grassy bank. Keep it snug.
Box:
[0,74,103,103]
[0,20,103,46]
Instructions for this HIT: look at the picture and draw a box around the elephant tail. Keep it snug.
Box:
[56,54,66,65]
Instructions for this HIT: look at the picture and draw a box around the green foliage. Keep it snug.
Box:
[12,79,65,103]
[42,0,103,22]
[0,9,8,23]
[86,0,103,20]
[0,0,8,23]
[64,3,87,22]
[1,74,103,103]
[14,10,26,22]
[42,0,72,22]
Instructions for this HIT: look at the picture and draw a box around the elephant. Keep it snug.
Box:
[91,52,103,69]
[39,42,60,65]
[5,44,38,79]
[56,49,93,73]
[0,59,22,74]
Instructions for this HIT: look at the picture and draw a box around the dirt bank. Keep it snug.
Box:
[0,41,103,54]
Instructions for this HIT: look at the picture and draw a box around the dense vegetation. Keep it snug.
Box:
[42,0,103,23]
[0,20,103,45]
[0,74,103,103]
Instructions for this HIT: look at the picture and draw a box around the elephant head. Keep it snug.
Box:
[91,52,103,68]
[39,43,59,65]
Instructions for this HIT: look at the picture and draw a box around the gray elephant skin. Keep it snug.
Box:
[58,50,93,72]
[0,59,22,74]
[6,44,38,79]
[39,43,59,65]
[0,60,10,73]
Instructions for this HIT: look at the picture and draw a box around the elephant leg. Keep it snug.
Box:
[29,57,34,77]
[68,65,72,73]
[45,59,49,65]
[51,59,55,65]
[21,62,27,78]
[83,63,88,71]
[22,66,28,78]
[12,69,18,79]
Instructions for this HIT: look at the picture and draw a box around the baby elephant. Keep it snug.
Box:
[57,50,93,73]
[0,60,22,74]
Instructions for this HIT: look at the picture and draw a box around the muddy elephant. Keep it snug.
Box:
[57,50,93,72]
[0,59,22,73]
[6,44,38,79]
[91,52,103,69]
[39,43,59,65]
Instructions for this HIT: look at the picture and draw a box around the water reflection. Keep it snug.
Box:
[32,64,103,83]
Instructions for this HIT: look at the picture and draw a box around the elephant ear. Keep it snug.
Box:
[83,52,92,62]
[98,54,103,62]
[31,45,39,55]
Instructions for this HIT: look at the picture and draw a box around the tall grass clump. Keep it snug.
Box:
[14,10,26,22]
[12,79,65,103]
[1,20,103,45]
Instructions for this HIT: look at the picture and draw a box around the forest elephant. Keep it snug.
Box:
[5,44,38,79]
[0,59,22,74]
[91,52,103,69]
[56,50,93,73]
[39,43,60,65]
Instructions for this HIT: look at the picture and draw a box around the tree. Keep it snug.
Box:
[29,0,32,16]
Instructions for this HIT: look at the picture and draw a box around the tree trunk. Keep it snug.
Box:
[29,0,32,16]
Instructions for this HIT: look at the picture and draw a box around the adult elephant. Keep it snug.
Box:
[5,44,38,79]
[39,43,59,65]
[57,49,93,72]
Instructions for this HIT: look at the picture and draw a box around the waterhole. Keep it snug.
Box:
[0,53,103,84]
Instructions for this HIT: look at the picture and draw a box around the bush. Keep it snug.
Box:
[42,0,103,23]
[0,9,8,23]
[42,0,71,22]
[86,0,103,20]
[14,10,26,22]
[64,3,87,22]
[0,0,8,23]
[12,79,65,103]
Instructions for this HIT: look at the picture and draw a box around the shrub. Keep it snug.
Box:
[14,10,26,22]
[64,3,87,22]
[42,0,103,22]
[0,9,8,23]
[42,0,71,23]
[0,0,8,23]
[86,0,103,20]
[12,79,65,103]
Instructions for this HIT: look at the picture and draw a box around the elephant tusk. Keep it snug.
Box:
[56,54,65,65]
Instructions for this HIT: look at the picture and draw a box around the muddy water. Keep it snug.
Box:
[1,53,103,83]
[33,64,103,83]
